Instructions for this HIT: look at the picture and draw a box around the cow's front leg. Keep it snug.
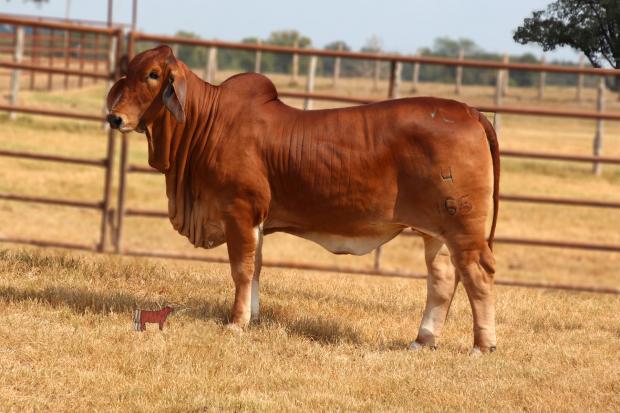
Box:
[225,216,262,328]
[251,225,263,322]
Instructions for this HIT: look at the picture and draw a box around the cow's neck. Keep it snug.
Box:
[153,70,221,244]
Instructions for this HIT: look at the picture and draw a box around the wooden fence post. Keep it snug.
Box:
[332,43,342,87]
[29,27,38,90]
[502,53,509,96]
[538,55,546,100]
[93,34,99,84]
[78,31,85,88]
[372,57,380,91]
[455,47,464,95]
[206,46,217,83]
[303,55,317,110]
[64,30,70,89]
[592,77,605,175]
[290,38,299,85]
[47,29,54,90]
[411,55,420,93]
[254,39,262,73]
[576,54,584,102]
[388,60,401,99]
[374,246,382,271]
[9,25,24,120]
[493,67,503,134]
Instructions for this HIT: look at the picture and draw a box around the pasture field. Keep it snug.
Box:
[0,70,619,410]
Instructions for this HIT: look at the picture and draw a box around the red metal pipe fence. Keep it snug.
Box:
[0,15,619,295]
[0,16,122,252]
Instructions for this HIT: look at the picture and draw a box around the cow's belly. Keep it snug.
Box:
[296,230,403,255]
[264,217,404,255]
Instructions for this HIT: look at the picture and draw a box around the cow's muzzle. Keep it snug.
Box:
[107,113,123,129]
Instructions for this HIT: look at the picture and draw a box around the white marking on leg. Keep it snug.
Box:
[251,277,259,321]
[250,224,263,322]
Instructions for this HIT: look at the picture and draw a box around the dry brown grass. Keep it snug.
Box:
[0,249,619,411]
[0,71,619,411]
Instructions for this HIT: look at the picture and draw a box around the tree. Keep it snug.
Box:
[513,0,620,88]
[321,40,358,77]
[264,30,312,74]
[431,37,482,57]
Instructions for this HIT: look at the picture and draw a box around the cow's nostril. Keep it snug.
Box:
[107,114,123,129]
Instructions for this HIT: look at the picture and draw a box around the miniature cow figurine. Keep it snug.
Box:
[133,306,173,331]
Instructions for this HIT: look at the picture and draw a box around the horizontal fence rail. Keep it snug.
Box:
[0,193,103,210]
[0,14,123,35]
[132,32,620,76]
[0,149,107,166]
[0,60,110,80]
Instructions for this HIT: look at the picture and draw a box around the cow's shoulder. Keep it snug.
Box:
[219,72,278,104]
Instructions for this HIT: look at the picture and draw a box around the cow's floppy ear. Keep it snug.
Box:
[162,59,187,123]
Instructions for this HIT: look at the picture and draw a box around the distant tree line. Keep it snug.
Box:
[171,30,597,88]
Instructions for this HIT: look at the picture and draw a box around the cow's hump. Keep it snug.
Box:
[219,72,278,104]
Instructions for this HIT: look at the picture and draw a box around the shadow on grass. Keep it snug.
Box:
[0,285,368,345]
[259,304,364,345]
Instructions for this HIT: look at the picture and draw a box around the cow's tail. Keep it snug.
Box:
[476,110,500,251]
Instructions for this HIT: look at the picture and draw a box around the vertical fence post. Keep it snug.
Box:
[63,29,70,89]
[592,77,605,175]
[47,29,54,90]
[254,39,262,73]
[29,27,38,90]
[455,47,464,95]
[493,67,503,134]
[206,46,217,83]
[372,57,380,91]
[501,53,509,96]
[100,128,117,252]
[99,31,121,252]
[101,35,117,128]
[576,54,584,102]
[9,25,24,120]
[411,55,420,93]
[333,43,342,87]
[78,31,85,88]
[538,55,546,100]
[290,38,299,85]
[373,246,382,271]
[93,34,99,83]
[304,55,317,110]
[115,134,129,253]
[388,60,401,99]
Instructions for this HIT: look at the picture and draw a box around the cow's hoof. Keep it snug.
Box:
[469,346,496,356]
[224,323,244,334]
[408,341,437,351]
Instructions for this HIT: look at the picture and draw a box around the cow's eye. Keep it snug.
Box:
[148,71,159,80]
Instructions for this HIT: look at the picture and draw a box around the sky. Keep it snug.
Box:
[1,0,583,62]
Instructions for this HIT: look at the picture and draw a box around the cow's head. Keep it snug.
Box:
[106,45,187,133]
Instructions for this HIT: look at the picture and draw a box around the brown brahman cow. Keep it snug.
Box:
[107,46,500,354]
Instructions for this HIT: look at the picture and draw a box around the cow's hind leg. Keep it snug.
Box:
[450,241,497,354]
[410,236,459,350]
